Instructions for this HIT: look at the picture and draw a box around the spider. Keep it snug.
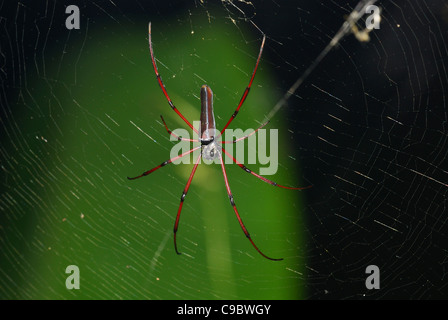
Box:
[128,23,310,261]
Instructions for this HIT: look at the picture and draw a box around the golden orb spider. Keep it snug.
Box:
[128,23,310,260]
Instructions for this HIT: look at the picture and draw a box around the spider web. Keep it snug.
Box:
[1,0,447,299]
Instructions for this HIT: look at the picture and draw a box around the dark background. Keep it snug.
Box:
[1,0,447,299]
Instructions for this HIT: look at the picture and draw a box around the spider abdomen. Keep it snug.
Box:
[200,85,216,141]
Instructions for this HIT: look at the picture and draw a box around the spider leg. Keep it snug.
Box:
[221,148,312,190]
[127,145,201,180]
[220,34,266,133]
[160,115,197,142]
[173,153,202,255]
[148,22,198,134]
[221,120,270,144]
[218,152,283,261]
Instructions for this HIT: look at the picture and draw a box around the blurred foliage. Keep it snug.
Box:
[1,10,306,299]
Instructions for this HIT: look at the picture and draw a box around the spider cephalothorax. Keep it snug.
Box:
[201,139,222,161]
